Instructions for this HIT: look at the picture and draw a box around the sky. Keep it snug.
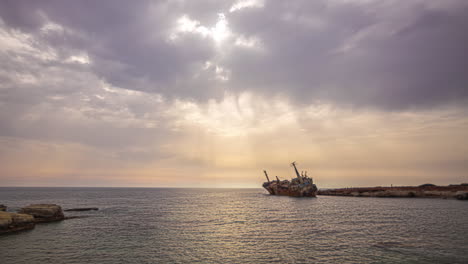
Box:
[0,0,467,188]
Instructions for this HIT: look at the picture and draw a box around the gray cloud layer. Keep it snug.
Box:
[228,1,468,109]
[1,1,468,187]
[1,0,467,109]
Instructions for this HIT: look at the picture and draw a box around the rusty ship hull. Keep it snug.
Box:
[263,181,317,197]
[262,162,318,197]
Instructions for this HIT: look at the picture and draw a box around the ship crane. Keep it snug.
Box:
[291,161,303,183]
[263,170,270,182]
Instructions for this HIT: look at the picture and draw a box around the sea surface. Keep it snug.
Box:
[0,187,467,264]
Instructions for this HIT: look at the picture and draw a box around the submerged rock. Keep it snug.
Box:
[0,205,6,211]
[64,207,98,212]
[0,211,35,234]
[19,204,65,223]
[64,215,91,220]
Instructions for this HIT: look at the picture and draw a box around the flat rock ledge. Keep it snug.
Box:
[318,185,468,199]
[0,211,35,234]
[64,207,98,212]
[1,204,98,235]
[19,204,65,223]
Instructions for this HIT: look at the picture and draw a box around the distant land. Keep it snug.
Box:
[318,183,468,200]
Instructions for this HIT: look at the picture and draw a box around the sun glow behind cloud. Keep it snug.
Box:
[1,86,467,187]
[171,13,230,45]
[1,0,468,188]
[229,0,265,13]
[166,97,467,187]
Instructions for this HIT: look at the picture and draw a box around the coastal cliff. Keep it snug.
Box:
[318,184,468,199]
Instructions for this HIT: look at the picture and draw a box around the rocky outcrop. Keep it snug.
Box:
[0,211,35,234]
[19,204,65,223]
[64,207,98,212]
[318,185,468,199]
[0,204,6,211]
[1,203,98,235]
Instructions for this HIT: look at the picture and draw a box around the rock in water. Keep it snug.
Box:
[64,207,98,212]
[0,205,6,211]
[19,204,65,222]
[0,211,35,234]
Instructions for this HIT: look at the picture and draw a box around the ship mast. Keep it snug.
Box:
[263,170,270,182]
[291,161,301,178]
[291,161,304,183]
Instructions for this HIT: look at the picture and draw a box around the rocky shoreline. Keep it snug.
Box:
[0,204,98,235]
[19,204,65,223]
[0,211,35,234]
[318,184,468,200]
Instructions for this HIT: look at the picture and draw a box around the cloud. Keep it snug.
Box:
[229,0,264,13]
[1,0,467,109]
[0,1,467,187]
[225,0,468,109]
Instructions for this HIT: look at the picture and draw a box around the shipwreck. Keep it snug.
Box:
[262,162,318,197]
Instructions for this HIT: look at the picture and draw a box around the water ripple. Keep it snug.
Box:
[0,188,467,263]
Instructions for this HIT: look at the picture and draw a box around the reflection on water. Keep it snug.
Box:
[0,188,467,263]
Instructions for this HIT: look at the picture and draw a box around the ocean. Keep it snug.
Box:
[0,187,467,263]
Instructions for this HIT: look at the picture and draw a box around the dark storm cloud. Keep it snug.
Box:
[0,0,224,99]
[1,0,468,109]
[225,0,468,109]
